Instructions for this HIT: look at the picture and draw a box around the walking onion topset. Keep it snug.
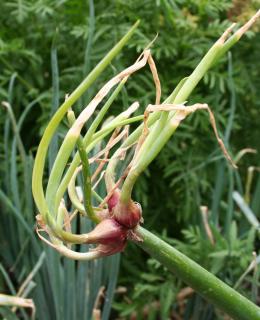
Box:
[32,11,260,320]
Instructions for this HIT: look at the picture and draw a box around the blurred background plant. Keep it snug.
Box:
[0,0,260,319]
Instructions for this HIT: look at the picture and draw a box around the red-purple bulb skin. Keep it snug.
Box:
[95,208,109,221]
[113,200,142,229]
[106,189,142,229]
[85,191,143,258]
[95,240,127,256]
[87,218,127,245]
[107,189,120,212]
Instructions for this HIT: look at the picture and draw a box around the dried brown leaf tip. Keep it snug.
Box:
[147,102,237,169]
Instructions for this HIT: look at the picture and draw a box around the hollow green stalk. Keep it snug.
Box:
[83,77,128,144]
[129,77,188,174]
[105,77,189,195]
[68,167,104,214]
[120,18,255,204]
[213,10,260,65]
[67,110,100,223]
[54,112,143,214]
[45,46,148,214]
[56,200,67,229]
[137,226,260,320]
[67,172,86,214]
[60,79,134,214]
[44,212,89,244]
[73,144,93,217]
[32,21,139,220]
[120,122,178,203]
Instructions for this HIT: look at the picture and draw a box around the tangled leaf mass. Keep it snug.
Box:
[33,11,260,260]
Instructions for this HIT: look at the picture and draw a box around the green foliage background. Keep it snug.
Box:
[0,0,260,319]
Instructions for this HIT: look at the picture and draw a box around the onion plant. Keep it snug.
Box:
[32,12,260,320]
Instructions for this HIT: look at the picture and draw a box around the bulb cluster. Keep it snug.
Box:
[87,188,142,256]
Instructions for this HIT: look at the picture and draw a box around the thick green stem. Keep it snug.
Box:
[137,226,260,320]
